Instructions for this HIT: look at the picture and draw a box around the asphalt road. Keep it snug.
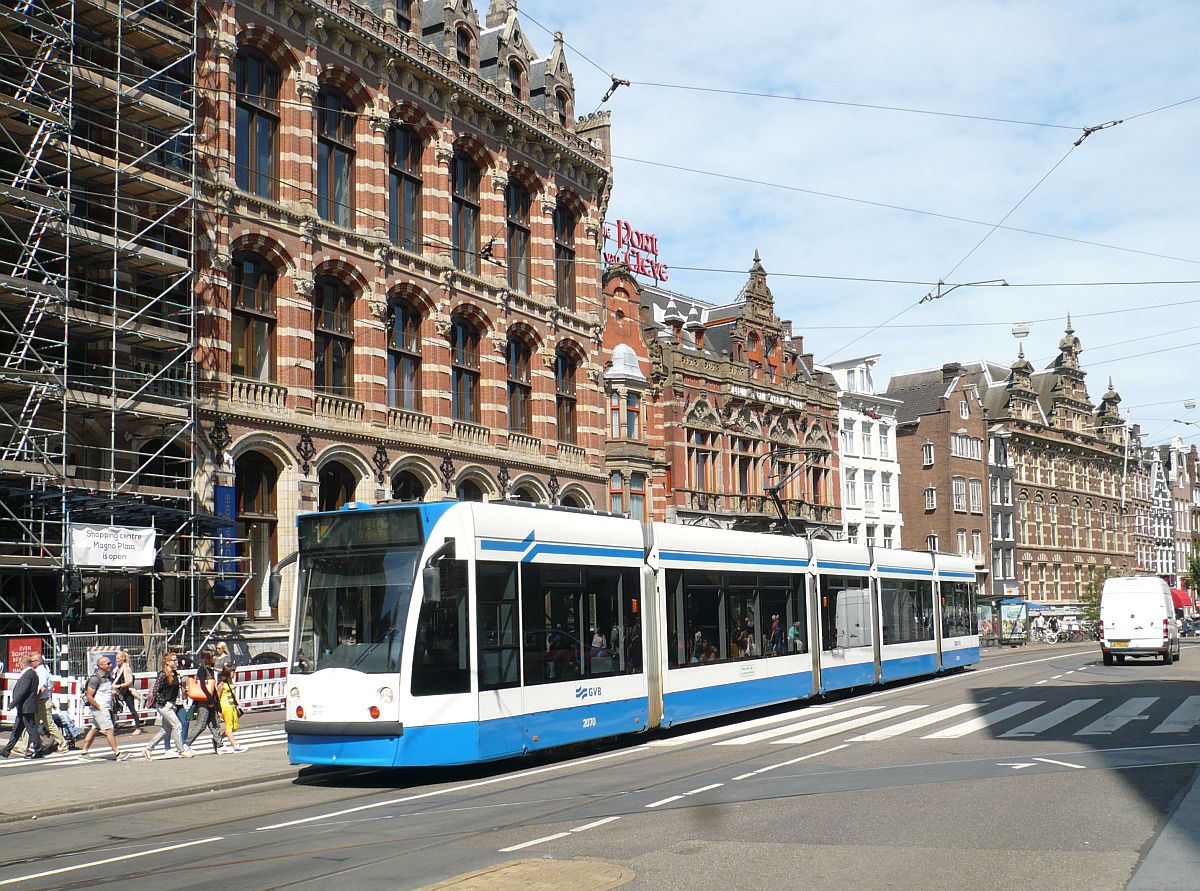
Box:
[2,643,1199,890]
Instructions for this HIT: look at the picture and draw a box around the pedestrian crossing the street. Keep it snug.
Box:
[676,693,1200,749]
[0,725,287,771]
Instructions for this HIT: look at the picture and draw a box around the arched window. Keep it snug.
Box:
[235,452,277,616]
[387,299,421,411]
[555,348,577,444]
[512,484,540,503]
[452,151,480,273]
[555,90,571,127]
[560,492,584,509]
[456,478,482,501]
[456,26,472,67]
[318,461,357,512]
[505,179,531,292]
[506,334,531,433]
[230,252,276,381]
[553,202,576,310]
[450,317,480,423]
[388,124,422,252]
[234,49,279,198]
[314,277,354,396]
[391,470,425,501]
[508,59,524,100]
[316,87,355,226]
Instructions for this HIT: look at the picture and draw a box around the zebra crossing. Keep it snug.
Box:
[693,694,1200,748]
[0,725,287,771]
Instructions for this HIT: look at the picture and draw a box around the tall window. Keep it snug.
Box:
[316,88,355,226]
[881,473,893,510]
[879,425,890,459]
[318,461,356,512]
[924,487,936,510]
[452,152,480,273]
[555,89,570,127]
[609,472,624,514]
[969,478,983,513]
[505,180,531,292]
[688,429,718,492]
[234,50,279,198]
[456,27,472,66]
[313,278,353,395]
[861,423,873,457]
[508,59,524,100]
[396,1,412,32]
[388,124,422,252]
[845,469,858,507]
[230,253,275,381]
[952,476,967,511]
[553,202,576,310]
[625,392,641,440]
[451,318,480,423]
[956,529,967,555]
[732,437,756,495]
[922,442,934,465]
[926,534,939,552]
[629,473,647,521]
[506,335,531,433]
[387,300,421,411]
[555,349,577,444]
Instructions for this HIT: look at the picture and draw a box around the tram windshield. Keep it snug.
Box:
[292,547,421,675]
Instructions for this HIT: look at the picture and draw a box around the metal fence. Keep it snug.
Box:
[2,632,170,676]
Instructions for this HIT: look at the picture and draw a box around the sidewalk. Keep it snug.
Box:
[0,710,299,825]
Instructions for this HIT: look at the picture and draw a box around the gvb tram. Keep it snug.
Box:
[282,500,980,767]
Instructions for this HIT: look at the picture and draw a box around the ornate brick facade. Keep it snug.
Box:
[195,0,612,629]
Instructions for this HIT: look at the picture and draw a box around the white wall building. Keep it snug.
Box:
[1150,447,1175,580]
[823,356,904,548]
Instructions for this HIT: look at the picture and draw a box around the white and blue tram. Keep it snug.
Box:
[283,500,980,767]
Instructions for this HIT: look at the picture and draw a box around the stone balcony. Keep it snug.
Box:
[453,420,490,447]
[314,393,364,422]
[388,407,433,437]
[231,377,287,409]
[556,442,586,465]
[507,431,542,456]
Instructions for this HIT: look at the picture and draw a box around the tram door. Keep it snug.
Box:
[815,573,877,692]
[476,560,525,759]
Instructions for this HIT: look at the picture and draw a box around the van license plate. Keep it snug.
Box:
[1110,640,1129,648]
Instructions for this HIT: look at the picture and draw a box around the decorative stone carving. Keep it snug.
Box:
[295,75,319,104]
[538,347,556,369]
[367,296,389,321]
[433,314,452,338]
[294,276,315,298]
[489,332,507,355]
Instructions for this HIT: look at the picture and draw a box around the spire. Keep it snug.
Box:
[1065,312,1074,335]
[750,249,765,276]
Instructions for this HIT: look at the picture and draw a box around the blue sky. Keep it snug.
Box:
[517,0,1200,446]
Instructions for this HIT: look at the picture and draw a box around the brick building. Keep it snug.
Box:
[601,254,841,533]
[194,0,613,643]
[885,364,990,570]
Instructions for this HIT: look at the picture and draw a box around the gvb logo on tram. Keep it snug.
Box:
[280,500,981,769]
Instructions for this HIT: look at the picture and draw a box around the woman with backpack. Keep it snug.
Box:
[143,652,193,759]
[185,649,223,754]
[110,649,143,735]
[216,665,246,753]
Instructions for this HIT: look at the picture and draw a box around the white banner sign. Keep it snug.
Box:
[70,524,157,568]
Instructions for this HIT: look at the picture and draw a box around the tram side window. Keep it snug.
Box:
[411,559,470,696]
[477,561,519,690]
[819,575,872,650]
[941,581,978,638]
[880,578,934,644]
[520,563,641,685]
[665,569,807,668]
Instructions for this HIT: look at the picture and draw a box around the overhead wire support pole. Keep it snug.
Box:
[918,279,1009,304]
[1074,119,1124,147]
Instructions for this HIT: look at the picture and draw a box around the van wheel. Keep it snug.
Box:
[1102,651,1114,666]
[1163,651,1173,665]
[1173,652,1181,662]
[1116,654,1126,664]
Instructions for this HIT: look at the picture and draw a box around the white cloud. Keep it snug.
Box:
[521,0,1200,441]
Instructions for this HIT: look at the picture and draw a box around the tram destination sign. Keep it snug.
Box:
[69,524,157,568]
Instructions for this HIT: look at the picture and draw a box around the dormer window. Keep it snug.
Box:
[456,27,472,67]
[555,89,571,127]
[396,2,412,32]
[508,60,524,101]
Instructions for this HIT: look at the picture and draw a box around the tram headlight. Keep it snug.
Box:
[378,686,394,703]
[289,687,299,699]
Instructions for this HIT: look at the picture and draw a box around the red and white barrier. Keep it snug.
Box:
[2,663,290,729]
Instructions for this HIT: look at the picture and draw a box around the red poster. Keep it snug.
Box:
[6,637,42,669]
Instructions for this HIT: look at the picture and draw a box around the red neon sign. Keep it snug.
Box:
[603,219,669,282]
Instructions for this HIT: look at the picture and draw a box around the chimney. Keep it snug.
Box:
[942,362,962,384]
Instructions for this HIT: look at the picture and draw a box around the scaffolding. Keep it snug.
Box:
[0,0,239,647]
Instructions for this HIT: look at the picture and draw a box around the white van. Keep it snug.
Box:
[1099,576,1181,665]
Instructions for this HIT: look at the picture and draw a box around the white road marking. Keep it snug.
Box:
[998,762,1036,770]
[1151,696,1200,734]
[714,706,883,746]
[644,795,684,809]
[1051,675,1064,679]
[1034,756,1086,769]
[1035,680,1049,685]
[683,783,723,795]
[570,816,621,833]
[732,772,756,780]
[852,703,977,741]
[772,706,924,745]
[1001,699,1101,737]
[923,701,1044,739]
[0,836,224,887]
[1077,697,1158,735]
[647,705,832,746]
[256,745,647,831]
[498,832,571,852]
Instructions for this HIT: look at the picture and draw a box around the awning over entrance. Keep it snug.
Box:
[1170,588,1192,610]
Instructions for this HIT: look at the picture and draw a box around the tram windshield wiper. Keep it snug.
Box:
[347,626,396,672]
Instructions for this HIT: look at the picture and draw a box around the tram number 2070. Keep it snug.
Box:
[582,716,597,729]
